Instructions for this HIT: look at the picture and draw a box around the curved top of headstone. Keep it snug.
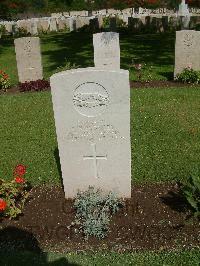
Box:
[50,67,128,80]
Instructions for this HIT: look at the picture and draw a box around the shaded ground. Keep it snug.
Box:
[0,183,199,253]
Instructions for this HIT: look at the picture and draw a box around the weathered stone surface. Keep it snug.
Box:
[174,30,200,77]
[57,18,67,31]
[51,13,63,18]
[14,37,43,82]
[50,68,131,198]
[70,10,88,17]
[49,18,57,31]
[93,32,120,69]
[122,8,133,16]
[75,17,90,29]
[30,19,38,35]
[38,19,49,32]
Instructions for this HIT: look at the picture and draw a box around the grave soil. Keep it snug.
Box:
[0,183,199,253]
[1,80,200,96]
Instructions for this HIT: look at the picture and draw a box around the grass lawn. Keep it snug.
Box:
[0,250,200,266]
[0,31,175,85]
[0,87,200,184]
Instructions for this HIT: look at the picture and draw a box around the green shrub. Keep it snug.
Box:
[14,27,31,38]
[55,59,80,73]
[116,15,126,28]
[73,186,122,239]
[103,17,110,29]
[177,67,200,84]
[0,25,6,37]
[182,170,200,219]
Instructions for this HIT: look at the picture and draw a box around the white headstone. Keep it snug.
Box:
[174,30,200,77]
[31,19,38,35]
[93,32,120,69]
[50,68,131,198]
[69,17,76,31]
[70,10,88,17]
[178,0,190,16]
[122,8,133,16]
[51,13,63,18]
[14,37,43,83]
[50,18,57,32]
[38,19,49,32]
[57,17,67,31]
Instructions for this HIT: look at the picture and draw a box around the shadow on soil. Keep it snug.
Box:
[0,226,79,266]
[160,188,191,213]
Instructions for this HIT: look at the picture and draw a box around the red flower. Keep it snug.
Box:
[15,176,25,184]
[14,164,26,176]
[0,198,7,211]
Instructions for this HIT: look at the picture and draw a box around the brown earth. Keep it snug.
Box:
[0,183,199,253]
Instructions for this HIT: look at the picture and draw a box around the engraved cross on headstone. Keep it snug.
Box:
[83,143,107,179]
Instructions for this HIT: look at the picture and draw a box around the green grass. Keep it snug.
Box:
[0,88,200,185]
[0,250,200,266]
[0,31,175,85]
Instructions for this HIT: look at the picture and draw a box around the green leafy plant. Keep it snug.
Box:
[116,16,126,28]
[103,17,110,28]
[182,170,200,219]
[0,25,6,37]
[14,27,31,38]
[130,61,153,82]
[73,186,123,239]
[0,164,30,219]
[55,59,80,73]
[0,69,10,91]
[177,67,200,84]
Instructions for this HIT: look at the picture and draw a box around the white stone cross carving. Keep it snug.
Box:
[83,143,107,179]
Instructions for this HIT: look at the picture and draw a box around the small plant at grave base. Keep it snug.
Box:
[181,170,200,219]
[0,69,10,91]
[73,186,123,239]
[116,16,126,28]
[55,59,80,73]
[0,25,6,38]
[130,61,153,82]
[19,79,50,92]
[177,66,200,84]
[102,17,110,28]
[14,27,31,38]
[0,164,30,219]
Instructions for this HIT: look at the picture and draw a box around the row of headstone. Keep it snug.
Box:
[128,15,200,32]
[0,16,104,36]
[14,28,200,86]
[2,14,200,37]
[14,31,120,83]
[51,9,131,17]
[50,8,200,17]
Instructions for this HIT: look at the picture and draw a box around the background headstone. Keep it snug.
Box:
[14,37,43,82]
[174,30,200,77]
[50,68,131,198]
[93,32,120,69]
[49,18,57,31]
